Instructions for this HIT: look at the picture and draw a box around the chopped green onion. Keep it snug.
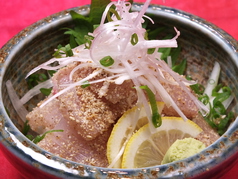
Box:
[204,99,234,135]
[212,85,231,102]
[203,62,220,98]
[32,130,64,144]
[140,85,162,128]
[84,35,94,49]
[100,56,114,67]
[189,70,234,136]
[198,94,209,105]
[190,83,205,95]
[107,8,121,22]
[217,112,234,135]
[147,48,155,54]
[81,80,90,88]
[131,33,139,46]
[213,100,226,115]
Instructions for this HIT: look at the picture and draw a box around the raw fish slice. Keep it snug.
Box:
[26,64,75,133]
[26,98,62,134]
[57,87,116,140]
[193,114,220,146]
[161,83,198,119]
[52,64,137,140]
[37,114,111,167]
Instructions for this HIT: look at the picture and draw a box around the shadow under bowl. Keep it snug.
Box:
[0,3,238,179]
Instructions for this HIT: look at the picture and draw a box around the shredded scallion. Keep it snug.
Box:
[100,56,114,67]
[81,80,90,88]
[140,85,162,128]
[131,33,139,46]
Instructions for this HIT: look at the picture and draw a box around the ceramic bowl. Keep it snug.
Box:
[0,3,238,179]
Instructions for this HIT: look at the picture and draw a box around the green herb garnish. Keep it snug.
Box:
[190,81,234,135]
[27,73,48,89]
[27,70,55,96]
[63,0,110,49]
[63,11,94,48]
[53,44,74,58]
[40,88,52,96]
[172,58,187,75]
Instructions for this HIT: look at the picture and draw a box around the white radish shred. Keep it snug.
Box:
[40,68,103,107]
[204,61,220,99]
[6,80,28,122]
[20,79,53,104]
[167,56,172,68]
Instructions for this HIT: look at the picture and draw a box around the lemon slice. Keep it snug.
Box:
[107,102,164,168]
[121,117,203,169]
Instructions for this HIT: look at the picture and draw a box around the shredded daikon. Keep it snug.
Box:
[6,80,28,122]
[22,0,209,124]
[204,61,221,98]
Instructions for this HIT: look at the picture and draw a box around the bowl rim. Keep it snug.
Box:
[0,3,238,179]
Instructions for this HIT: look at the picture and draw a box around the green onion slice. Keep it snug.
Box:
[131,33,139,46]
[190,83,205,95]
[100,56,114,67]
[81,80,90,88]
[107,8,121,22]
[32,129,64,144]
[140,85,162,128]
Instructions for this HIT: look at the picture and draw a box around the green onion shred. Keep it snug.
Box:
[100,56,114,67]
[140,85,162,128]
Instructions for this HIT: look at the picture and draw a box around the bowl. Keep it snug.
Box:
[1,3,238,179]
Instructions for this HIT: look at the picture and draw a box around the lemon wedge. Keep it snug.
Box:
[107,102,164,168]
[121,117,203,169]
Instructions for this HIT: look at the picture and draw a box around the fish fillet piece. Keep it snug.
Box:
[26,63,75,133]
[27,63,138,140]
[193,114,220,146]
[58,87,120,140]
[26,98,62,134]
[37,114,111,167]
[160,83,198,119]
[54,64,137,140]
[153,69,199,119]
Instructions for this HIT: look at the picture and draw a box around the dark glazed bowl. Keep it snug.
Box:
[1,3,238,179]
